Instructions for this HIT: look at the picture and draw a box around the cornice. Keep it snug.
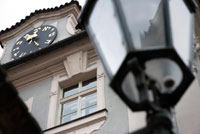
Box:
[5,37,98,89]
[2,31,88,70]
[44,109,107,134]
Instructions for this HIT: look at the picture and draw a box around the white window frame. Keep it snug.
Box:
[46,51,106,132]
[60,77,98,124]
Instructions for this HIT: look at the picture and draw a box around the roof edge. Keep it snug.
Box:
[0,0,81,38]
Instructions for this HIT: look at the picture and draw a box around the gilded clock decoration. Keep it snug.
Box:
[12,25,57,59]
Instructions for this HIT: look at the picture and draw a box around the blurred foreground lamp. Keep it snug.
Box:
[77,0,197,111]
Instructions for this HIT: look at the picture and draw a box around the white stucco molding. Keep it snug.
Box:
[47,76,60,128]
[44,109,107,134]
[25,97,34,112]
[96,60,106,110]
[32,21,44,28]
[63,51,86,77]
[66,14,80,35]
[0,41,6,61]
[49,21,58,28]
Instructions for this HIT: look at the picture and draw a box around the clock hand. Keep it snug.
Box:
[28,40,32,44]
[25,33,38,41]
[33,41,39,46]
[34,41,41,50]
[31,33,38,39]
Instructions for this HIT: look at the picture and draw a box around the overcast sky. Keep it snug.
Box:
[0,0,85,31]
[0,0,85,56]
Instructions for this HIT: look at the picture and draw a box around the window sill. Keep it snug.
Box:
[43,109,107,134]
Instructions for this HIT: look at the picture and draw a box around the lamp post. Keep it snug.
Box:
[77,0,197,133]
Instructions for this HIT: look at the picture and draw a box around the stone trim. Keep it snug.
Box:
[66,14,81,35]
[44,109,107,134]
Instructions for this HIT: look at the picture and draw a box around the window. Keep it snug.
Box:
[60,77,97,124]
[46,51,106,131]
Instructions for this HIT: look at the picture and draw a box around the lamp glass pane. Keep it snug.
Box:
[169,0,193,66]
[122,72,140,103]
[122,72,154,104]
[145,58,183,94]
[87,0,127,79]
[119,0,166,50]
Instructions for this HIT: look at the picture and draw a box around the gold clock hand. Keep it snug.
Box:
[24,34,31,41]
[31,33,38,39]
[34,41,41,50]
[34,41,39,46]
[25,33,38,41]
[28,40,32,44]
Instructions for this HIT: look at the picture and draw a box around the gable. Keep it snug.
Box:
[0,1,81,43]
[0,1,81,65]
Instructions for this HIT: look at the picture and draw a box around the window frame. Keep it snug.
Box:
[60,78,98,124]
[47,51,106,130]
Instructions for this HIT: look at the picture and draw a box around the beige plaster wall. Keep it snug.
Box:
[176,78,200,134]
[127,78,200,134]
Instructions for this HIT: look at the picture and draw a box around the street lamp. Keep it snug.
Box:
[77,0,197,133]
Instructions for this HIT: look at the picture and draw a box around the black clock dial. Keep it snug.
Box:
[12,25,57,59]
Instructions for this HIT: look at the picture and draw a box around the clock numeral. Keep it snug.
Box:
[34,29,39,33]
[45,40,51,44]
[14,51,20,57]
[13,47,19,51]
[16,40,23,45]
[49,32,55,37]
[34,27,41,33]
[51,28,55,31]
[19,52,26,58]
[42,27,48,31]
[42,26,51,31]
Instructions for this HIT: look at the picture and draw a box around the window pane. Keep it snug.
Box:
[81,105,97,116]
[63,85,78,98]
[61,112,77,124]
[82,78,97,91]
[81,93,97,109]
[62,99,78,116]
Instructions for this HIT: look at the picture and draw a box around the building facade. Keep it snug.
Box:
[0,1,200,134]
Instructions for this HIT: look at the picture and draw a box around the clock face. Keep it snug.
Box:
[12,25,57,59]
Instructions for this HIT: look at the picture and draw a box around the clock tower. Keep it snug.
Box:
[0,1,110,133]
